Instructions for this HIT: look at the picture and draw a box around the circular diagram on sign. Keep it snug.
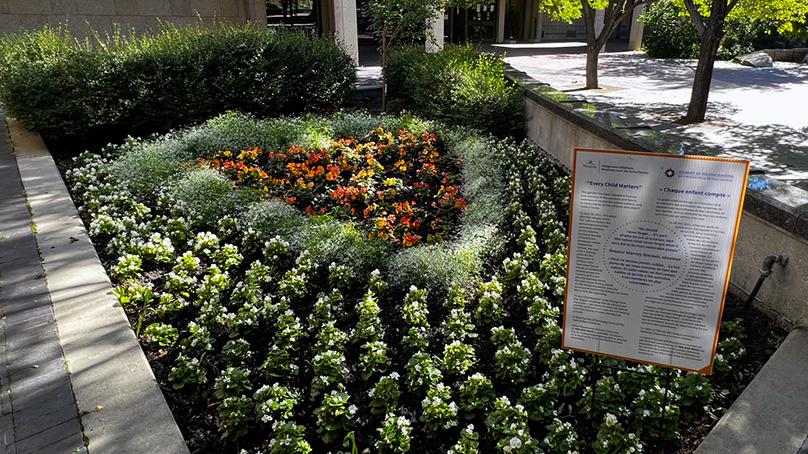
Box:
[602,220,689,294]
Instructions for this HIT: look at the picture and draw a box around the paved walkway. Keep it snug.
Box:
[5,114,188,454]
[0,114,86,453]
[696,327,808,454]
[482,42,808,188]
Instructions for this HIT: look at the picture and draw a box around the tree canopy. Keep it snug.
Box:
[678,0,808,35]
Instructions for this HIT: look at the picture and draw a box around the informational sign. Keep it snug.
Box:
[562,148,749,373]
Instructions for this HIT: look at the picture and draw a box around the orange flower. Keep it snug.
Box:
[402,232,421,247]
[198,128,466,248]
[325,164,340,181]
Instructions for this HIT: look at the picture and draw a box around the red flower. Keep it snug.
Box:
[403,232,421,247]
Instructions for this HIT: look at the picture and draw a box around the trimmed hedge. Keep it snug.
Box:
[0,24,355,142]
[387,45,523,138]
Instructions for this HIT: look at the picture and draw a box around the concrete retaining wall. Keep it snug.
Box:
[763,47,808,63]
[0,0,267,37]
[509,67,808,326]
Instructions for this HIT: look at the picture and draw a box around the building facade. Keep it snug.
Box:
[0,0,267,38]
[0,0,644,65]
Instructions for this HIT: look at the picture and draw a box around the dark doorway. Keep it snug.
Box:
[448,3,497,43]
[266,0,319,34]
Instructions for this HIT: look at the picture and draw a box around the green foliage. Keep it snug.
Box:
[388,235,485,294]
[644,0,808,59]
[167,168,261,228]
[642,0,700,58]
[0,24,355,142]
[420,383,459,432]
[448,425,481,453]
[368,0,444,49]
[303,220,389,273]
[241,200,309,250]
[387,45,523,138]
[110,136,191,200]
[592,413,642,454]
[376,412,413,452]
[142,322,179,348]
[268,421,312,453]
[254,384,299,424]
[314,385,356,444]
[68,111,766,452]
[720,0,808,36]
[367,0,444,108]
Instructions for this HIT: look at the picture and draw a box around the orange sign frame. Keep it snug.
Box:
[561,148,750,374]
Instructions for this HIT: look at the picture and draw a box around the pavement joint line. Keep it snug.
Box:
[0,114,85,453]
[5,118,189,454]
[14,414,81,443]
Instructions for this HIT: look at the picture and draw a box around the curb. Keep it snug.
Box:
[695,327,808,454]
[6,119,189,454]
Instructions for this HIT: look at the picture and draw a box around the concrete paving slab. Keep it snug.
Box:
[7,119,189,454]
[0,418,14,454]
[0,113,85,454]
[695,327,808,454]
[15,417,84,454]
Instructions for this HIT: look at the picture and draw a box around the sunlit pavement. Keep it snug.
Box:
[484,42,808,188]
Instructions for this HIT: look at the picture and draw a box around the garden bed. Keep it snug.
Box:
[64,111,784,453]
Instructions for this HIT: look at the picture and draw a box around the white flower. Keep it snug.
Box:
[605,413,618,427]
[509,437,522,449]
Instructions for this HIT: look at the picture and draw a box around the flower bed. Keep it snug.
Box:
[67,112,775,453]
[200,129,465,247]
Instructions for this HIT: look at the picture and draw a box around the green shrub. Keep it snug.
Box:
[387,45,523,138]
[0,24,355,143]
[167,168,261,227]
[642,0,782,60]
[241,200,309,249]
[717,18,774,60]
[110,136,190,200]
[444,130,505,228]
[641,0,699,59]
[303,219,390,273]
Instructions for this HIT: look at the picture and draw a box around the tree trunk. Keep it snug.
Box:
[381,31,388,111]
[586,46,600,89]
[683,29,721,123]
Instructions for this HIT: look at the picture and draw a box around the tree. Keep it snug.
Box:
[367,0,445,109]
[679,0,808,123]
[541,0,651,89]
